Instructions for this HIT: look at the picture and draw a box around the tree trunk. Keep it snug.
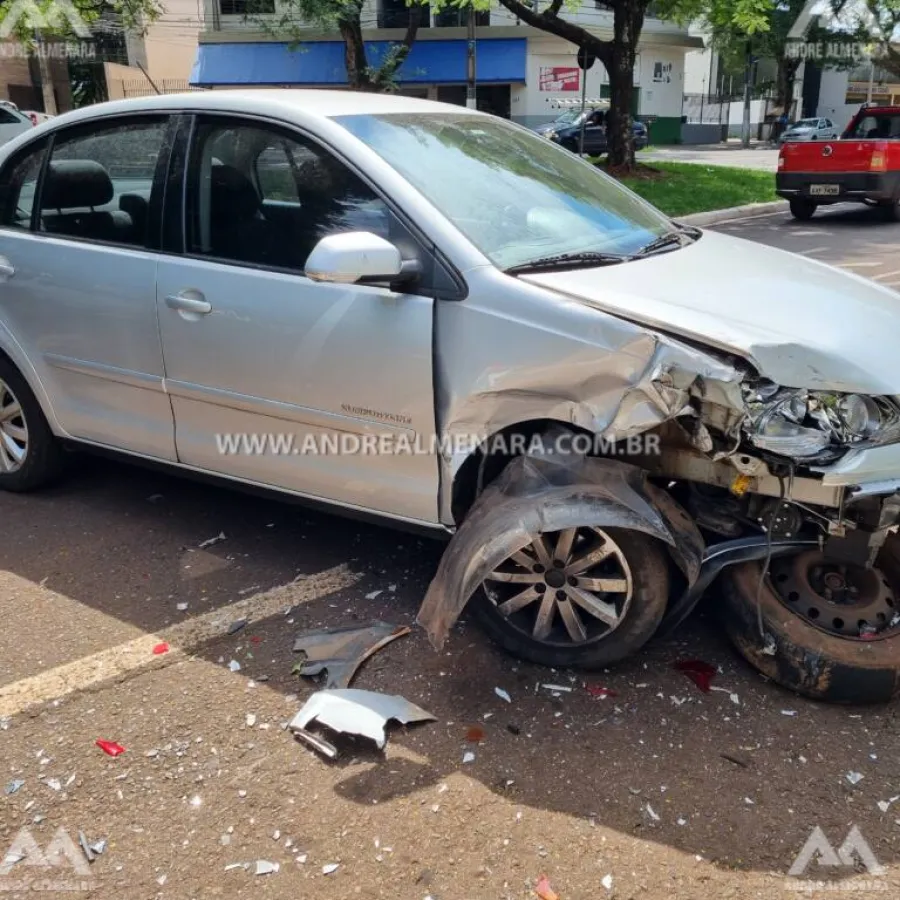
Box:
[371,5,422,91]
[35,39,58,115]
[338,13,373,91]
[606,1,643,170]
[774,56,799,115]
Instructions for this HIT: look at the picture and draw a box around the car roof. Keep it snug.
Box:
[33,89,482,131]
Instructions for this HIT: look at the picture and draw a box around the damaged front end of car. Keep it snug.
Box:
[419,320,900,700]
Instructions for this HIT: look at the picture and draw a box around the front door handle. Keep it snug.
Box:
[0,256,16,279]
[166,291,211,316]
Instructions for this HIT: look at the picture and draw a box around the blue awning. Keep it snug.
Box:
[191,38,526,86]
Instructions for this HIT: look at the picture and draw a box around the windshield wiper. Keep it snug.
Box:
[632,231,687,257]
[505,251,628,275]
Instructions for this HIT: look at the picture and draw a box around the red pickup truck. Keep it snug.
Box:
[776,105,900,220]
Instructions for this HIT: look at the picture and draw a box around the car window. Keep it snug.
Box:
[39,117,167,248]
[847,113,900,139]
[0,108,24,125]
[824,119,833,128]
[186,119,391,272]
[0,140,47,230]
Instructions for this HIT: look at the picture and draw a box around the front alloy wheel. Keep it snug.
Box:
[471,526,670,669]
[0,376,28,473]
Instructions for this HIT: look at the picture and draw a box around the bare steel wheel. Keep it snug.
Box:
[770,552,900,639]
[471,527,670,669]
[719,538,900,703]
[0,358,64,492]
[0,376,27,473]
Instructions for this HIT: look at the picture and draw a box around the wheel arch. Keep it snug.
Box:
[0,328,64,436]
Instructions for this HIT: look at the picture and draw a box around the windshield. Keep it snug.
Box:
[334,112,671,270]
[795,119,818,128]
[553,110,580,125]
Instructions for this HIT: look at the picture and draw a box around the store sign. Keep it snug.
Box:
[539,66,580,92]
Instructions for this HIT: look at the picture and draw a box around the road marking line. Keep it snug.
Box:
[798,246,829,255]
[0,564,361,718]
[873,269,900,281]
[838,261,882,268]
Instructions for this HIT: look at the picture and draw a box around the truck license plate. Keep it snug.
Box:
[809,184,840,196]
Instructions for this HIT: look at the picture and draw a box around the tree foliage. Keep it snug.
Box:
[0,0,164,42]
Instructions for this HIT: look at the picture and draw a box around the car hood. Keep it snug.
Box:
[534,123,561,134]
[522,230,900,394]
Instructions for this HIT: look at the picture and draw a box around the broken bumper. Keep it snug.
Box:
[818,443,900,497]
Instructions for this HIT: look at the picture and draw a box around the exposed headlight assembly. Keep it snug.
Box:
[743,383,900,460]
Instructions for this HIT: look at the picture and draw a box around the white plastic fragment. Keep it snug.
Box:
[645,804,660,821]
[781,710,798,717]
[228,660,241,673]
[322,863,340,875]
[245,714,257,728]
[42,778,62,792]
[462,751,475,764]
[199,532,227,549]
[4,780,24,796]
[176,603,188,612]
[677,816,687,826]
[541,684,573,693]
[494,687,512,703]
[846,771,864,785]
[254,860,279,876]
[601,874,614,891]
[364,590,383,600]
[289,689,435,757]
[225,862,249,872]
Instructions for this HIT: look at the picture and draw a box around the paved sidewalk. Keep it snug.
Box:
[644,144,778,172]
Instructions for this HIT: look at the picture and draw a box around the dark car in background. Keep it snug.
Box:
[534,104,649,156]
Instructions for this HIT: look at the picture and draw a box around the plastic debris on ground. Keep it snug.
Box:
[541,684,572,693]
[645,803,661,821]
[709,686,740,705]
[254,860,279,875]
[494,687,512,703]
[95,739,126,757]
[152,642,169,655]
[199,532,227,549]
[4,779,24,796]
[228,618,249,636]
[846,771,864,785]
[78,832,107,863]
[877,796,899,813]
[292,622,411,689]
[601,873,614,891]
[228,660,241,673]
[781,709,798,716]
[535,873,560,900]
[462,751,475,764]
[289,689,435,759]
[586,686,617,699]
[322,863,340,875]
[673,660,717,693]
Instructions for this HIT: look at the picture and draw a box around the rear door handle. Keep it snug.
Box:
[0,256,16,279]
[165,291,211,315]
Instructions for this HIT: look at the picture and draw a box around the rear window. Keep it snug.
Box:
[846,112,900,140]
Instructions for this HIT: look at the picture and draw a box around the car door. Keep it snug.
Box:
[583,112,607,155]
[155,114,442,524]
[0,114,177,460]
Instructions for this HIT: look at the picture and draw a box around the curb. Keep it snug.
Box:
[676,200,789,227]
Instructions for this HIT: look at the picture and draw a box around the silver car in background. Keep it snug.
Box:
[780,116,840,143]
[1,91,898,703]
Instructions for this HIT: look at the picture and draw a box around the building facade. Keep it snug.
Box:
[189,0,702,142]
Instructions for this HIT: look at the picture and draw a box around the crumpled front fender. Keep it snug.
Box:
[417,451,704,649]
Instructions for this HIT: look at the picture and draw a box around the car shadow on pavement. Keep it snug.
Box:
[1,455,898,880]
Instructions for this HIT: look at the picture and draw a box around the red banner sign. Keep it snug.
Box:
[539,67,580,92]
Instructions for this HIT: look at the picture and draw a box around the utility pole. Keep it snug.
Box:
[866,60,875,104]
[466,4,477,109]
[34,31,58,116]
[741,39,752,148]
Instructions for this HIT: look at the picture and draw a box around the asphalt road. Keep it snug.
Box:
[1,210,899,899]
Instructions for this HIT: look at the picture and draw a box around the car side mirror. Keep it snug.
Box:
[305,232,419,286]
